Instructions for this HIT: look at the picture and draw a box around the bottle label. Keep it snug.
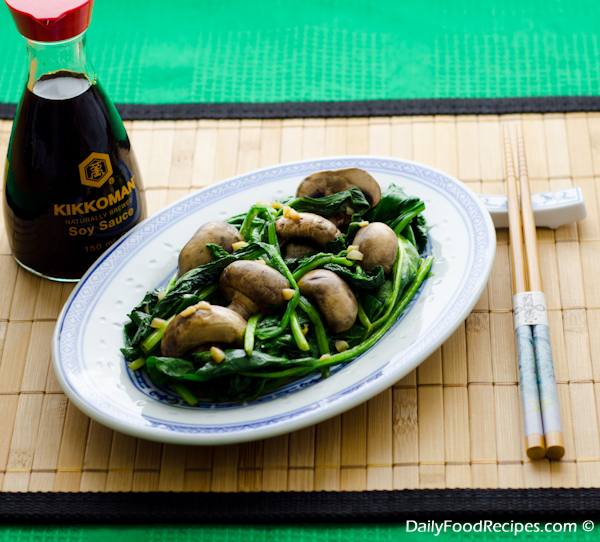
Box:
[50,152,140,240]
[79,152,112,188]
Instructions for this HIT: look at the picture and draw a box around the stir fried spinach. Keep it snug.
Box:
[121,181,433,403]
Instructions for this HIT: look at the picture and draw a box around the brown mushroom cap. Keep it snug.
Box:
[178,221,244,278]
[220,260,290,320]
[296,168,382,208]
[161,305,246,358]
[283,241,317,260]
[352,222,398,276]
[297,269,358,333]
[275,213,342,247]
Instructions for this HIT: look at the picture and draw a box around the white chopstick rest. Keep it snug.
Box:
[480,187,587,230]
[513,291,549,329]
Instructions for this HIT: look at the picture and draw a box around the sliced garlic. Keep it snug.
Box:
[358,220,369,227]
[150,317,167,329]
[180,306,197,317]
[157,291,166,301]
[256,259,267,265]
[232,241,248,250]
[347,245,360,252]
[346,249,364,261]
[283,206,301,220]
[335,340,349,352]
[210,346,226,363]
[319,354,331,361]
[195,301,211,310]
[346,206,354,215]
[302,325,309,336]
[282,288,296,300]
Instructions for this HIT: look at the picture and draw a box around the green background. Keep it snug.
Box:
[0,523,597,542]
[0,0,599,104]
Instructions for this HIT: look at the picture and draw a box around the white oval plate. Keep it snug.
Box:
[52,156,496,445]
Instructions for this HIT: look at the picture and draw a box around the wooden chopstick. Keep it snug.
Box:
[503,126,546,460]
[516,128,565,460]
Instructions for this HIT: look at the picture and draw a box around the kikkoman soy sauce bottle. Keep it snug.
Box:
[4,0,146,281]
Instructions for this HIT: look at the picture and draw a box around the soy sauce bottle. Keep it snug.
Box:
[4,0,146,281]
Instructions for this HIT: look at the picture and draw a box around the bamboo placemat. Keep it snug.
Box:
[0,113,599,494]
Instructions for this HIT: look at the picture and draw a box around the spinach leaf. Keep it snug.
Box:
[225,213,245,229]
[364,184,415,224]
[148,350,318,384]
[123,321,138,346]
[398,235,420,297]
[323,263,385,291]
[120,345,143,363]
[363,183,428,252]
[289,187,370,219]
[131,290,159,316]
[327,322,367,350]
[410,214,429,253]
[362,279,394,322]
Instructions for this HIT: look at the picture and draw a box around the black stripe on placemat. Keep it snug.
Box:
[2,96,600,121]
[1,489,599,523]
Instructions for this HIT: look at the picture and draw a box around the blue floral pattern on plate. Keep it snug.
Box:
[52,156,496,443]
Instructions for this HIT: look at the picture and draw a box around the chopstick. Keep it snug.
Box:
[516,128,565,460]
[503,127,546,460]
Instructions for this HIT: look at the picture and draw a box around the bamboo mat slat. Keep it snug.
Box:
[2,113,600,492]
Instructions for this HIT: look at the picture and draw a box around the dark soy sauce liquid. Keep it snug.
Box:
[4,70,146,280]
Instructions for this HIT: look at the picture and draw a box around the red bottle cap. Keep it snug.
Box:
[5,0,94,42]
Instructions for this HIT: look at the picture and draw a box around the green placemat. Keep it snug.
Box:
[1,524,598,542]
[0,0,599,105]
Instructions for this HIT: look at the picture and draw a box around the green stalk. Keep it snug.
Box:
[267,220,279,247]
[257,244,301,338]
[292,255,353,282]
[244,313,263,355]
[357,296,372,342]
[371,239,404,330]
[290,310,311,351]
[165,271,178,294]
[392,206,425,236]
[196,283,219,301]
[239,206,260,239]
[242,256,433,379]
[141,315,175,354]
[128,357,146,370]
[173,384,199,406]
[261,210,280,248]
[298,296,329,356]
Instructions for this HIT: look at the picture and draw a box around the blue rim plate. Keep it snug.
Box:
[51,156,496,445]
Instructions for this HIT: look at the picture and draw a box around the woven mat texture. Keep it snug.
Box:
[0,113,599,492]
[0,524,597,542]
[1,0,600,104]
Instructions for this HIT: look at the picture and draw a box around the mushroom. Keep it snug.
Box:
[220,260,290,320]
[352,222,398,276]
[296,168,382,208]
[297,269,358,333]
[178,221,244,277]
[275,213,342,248]
[283,240,318,260]
[161,305,246,358]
